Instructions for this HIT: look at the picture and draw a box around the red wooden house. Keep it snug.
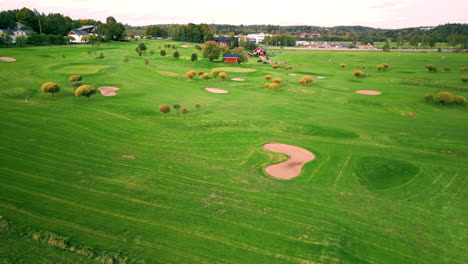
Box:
[223,54,239,63]
[252,47,266,56]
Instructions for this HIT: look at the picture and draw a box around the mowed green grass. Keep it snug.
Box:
[0,40,467,264]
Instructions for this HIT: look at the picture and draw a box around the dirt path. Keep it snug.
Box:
[263,143,315,180]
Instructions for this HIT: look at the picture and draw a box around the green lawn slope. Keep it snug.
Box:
[0,40,467,264]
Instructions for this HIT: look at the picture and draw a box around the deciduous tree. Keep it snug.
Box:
[159,104,170,117]
[41,82,60,97]
[203,41,220,61]
[75,85,96,101]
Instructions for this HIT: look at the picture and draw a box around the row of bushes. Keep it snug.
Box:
[425,65,468,73]
[40,75,97,100]
[0,218,144,264]
[159,103,200,118]
[424,90,467,105]
[185,70,228,81]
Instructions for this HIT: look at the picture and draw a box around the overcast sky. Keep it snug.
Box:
[2,0,467,29]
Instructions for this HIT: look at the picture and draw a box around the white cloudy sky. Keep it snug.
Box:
[2,0,467,29]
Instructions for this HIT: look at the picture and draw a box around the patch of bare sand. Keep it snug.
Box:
[180,45,191,48]
[204,88,229,94]
[0,57,16,62]
[263,143,315,180]
[98,86,120,96]
[355,90,381,95]
[231,78,245,81]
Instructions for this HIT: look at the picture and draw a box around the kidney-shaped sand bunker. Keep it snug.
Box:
[263,143,315,180]
[98,86,120,96]
[204,88,229,94]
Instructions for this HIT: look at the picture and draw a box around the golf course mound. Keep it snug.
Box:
[54,64,110,74]
[98,86,120,96]
[231,78,245,81]
[356,156,419,190]
[0,57,16,62]
[356,90,382,95]
[214,67,256,73]
[204,88,229,94]
[263,143,315,179]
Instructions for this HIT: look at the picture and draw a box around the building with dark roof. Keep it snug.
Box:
[222,54,239,63]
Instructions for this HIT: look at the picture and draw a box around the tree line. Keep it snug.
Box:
[0,7,126,46]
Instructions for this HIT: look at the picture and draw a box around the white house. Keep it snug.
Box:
[0,22,31,44]
[68,25,96,43]
[245,33,271,44]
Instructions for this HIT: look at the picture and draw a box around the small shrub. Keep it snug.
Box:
[97,52,104,60]
[273,78,282,84]
[181,108,188,117]
[425,64,437,72]
[41,82,60,97]
[433,90,454,104]
[191,53,198,61]
[352,70,365,78]
[200,73,210,80]
[460,76,468,83]
[257,59,263,63]
[185,70,196,79]
[195,104,201,109]
[198,71,204,76]
[210,70,220,79]
[264,75,272,81]
[460,67,468,71]
[355,65,361,68]
[144,59,149,65]
[159,104,170,117]
[272,64,278,69]
[300,76,313,86]
[123,56,129,62]
[173,51,180,59]
[173,104,181,112]
[423,93,433,101]
[265,82,270,87]
[376,65,384,71]
[268,83,280,90]
[160,50,166,56]
[454,95,467,105]
[444,66,450,72]
[340,64,347,68]
[219,72,228,81]
[149,50,155,55]
[68,75,82,82]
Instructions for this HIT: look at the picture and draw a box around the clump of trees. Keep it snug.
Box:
[75,85,96,101]
[352,70,365,78]
[41,82,60,97]
[424,90,466,105]
[425,64,437,72]
[203,41,220,61]
[460,67,468,72]
[460,76,468,83]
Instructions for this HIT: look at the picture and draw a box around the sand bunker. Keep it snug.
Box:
[204,88,229,94]
[289,73,325,79]
[263,143,315,180]
[180,45,191,48]
[316,76,325,79]
[355,90,382,95]
[0,57,16,62]
[231,78,245,81]
[98,86,120,96]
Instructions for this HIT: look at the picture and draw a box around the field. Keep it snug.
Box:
[0,40,467,264]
